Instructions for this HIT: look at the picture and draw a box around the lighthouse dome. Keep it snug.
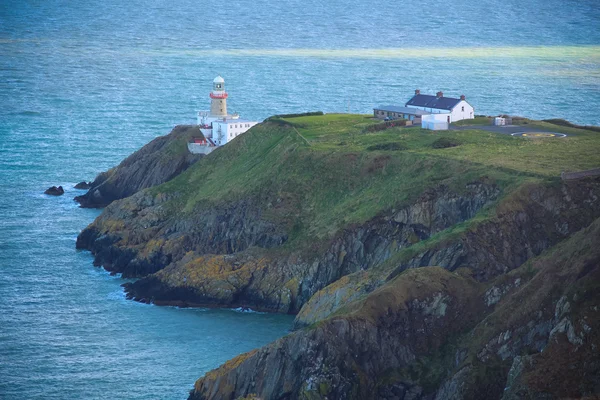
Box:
[213,76,225,84]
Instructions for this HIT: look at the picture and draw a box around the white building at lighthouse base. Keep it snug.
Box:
[188,76,259,155]
[201,116,258,146]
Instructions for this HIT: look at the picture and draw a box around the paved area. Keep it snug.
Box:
[450,124,568,137]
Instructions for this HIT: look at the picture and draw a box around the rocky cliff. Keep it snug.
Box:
[189,215,600,400]
[120,182,500,312]
[75,114,600,399]
[75,125,203,208]
[295,178,600,327]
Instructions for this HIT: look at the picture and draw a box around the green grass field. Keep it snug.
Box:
[283,113,600,176]
[152,113,600,248]
[448,116,492,126]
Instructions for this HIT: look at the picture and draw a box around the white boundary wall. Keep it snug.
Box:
[422,113,450,130]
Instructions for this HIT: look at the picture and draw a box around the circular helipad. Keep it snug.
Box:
[510,132,567,138]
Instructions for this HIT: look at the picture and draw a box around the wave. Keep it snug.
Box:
[231,306,265,314]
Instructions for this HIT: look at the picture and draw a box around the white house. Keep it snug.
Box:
[211,119,259,146]
[188,76,259,154]
[406,90,474,124]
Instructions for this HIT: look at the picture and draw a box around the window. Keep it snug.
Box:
[461,106,465,112]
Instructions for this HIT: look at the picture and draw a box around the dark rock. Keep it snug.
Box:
[188,267,484,400]
[295,178,600,328]
[44,185,64,196]
[74,181,92,190]
[189,218,600,400]
[74,125,204,208]
[84,181,499,313]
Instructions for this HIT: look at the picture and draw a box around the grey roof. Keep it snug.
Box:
[374,105,431,115]
[405,94,462,110]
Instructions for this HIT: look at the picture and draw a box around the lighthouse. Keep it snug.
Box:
[191,75,259,154]
[210,76,228,117]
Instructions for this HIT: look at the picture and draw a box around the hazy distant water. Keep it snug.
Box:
[0,0,599,398]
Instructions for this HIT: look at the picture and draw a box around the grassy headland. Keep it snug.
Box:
[152,113,599,246]
[77,113,600,399]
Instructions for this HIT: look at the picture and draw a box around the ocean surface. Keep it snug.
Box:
[0,0,599,398]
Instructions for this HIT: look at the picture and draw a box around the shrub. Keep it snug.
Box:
[543,119,600,133]
[363,119,407,133]
[511,117,530,125]
[367,142,408,151]
[431,137,461,149]
[543,118,575,127]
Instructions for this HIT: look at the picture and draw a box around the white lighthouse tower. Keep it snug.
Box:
[190,76,259,154]
[210,76,228,117]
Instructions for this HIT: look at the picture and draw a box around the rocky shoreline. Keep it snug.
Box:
[76,116,600,399]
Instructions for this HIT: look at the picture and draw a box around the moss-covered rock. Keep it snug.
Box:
[189,267,484,400]
[190,218,600,400]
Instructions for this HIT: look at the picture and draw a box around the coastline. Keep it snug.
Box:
[75,113,600,399]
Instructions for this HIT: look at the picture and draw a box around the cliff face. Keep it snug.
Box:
[189,216,600,400]
[76,193,287,278]
[75,114,600,399]
[74,125,203,208]
[295,178,600,327]
[77,179,501,310]
[192,267,484,400]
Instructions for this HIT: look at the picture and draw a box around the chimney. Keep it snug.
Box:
[415,89,420,95]
[436,91,443,98]
[460,94,466,101]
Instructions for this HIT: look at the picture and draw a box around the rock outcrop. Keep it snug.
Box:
[74,181,92,190]
[74,125,203,208]
[191,267,484,400]
[78,180,501,311]
[189,216,600,400]
[295,177,600,327]
[44,185,64,196]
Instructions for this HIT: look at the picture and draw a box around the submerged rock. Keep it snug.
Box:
[44,185,64,196]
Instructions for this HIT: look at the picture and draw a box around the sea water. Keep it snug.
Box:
[0,0,599,398]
